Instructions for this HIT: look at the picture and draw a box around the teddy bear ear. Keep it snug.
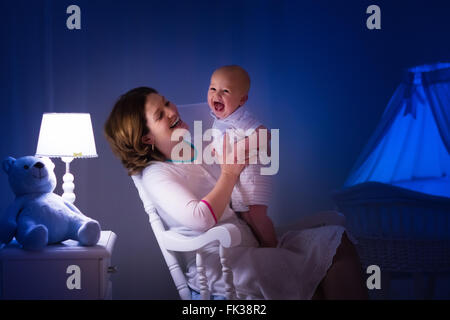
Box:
[2,157,16,174]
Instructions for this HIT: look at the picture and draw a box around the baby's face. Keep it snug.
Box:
[208,70,248,119]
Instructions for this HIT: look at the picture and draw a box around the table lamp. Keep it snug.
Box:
[35,113,98,203]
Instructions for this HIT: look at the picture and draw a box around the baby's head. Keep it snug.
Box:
[207,65,250,119]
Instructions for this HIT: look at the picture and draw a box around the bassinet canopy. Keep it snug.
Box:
[345,63,450,198]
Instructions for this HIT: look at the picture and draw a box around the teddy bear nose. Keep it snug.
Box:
[34,162,44,169]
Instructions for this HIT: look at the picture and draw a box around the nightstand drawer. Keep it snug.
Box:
[0,231,116,300]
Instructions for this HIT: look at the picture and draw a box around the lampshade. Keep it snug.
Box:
[36,113,98,158]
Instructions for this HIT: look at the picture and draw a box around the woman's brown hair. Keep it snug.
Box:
[104,87,165,175]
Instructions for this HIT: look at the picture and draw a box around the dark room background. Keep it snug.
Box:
[1,0,449,299]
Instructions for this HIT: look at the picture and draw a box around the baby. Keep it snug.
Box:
[207,65,278,247]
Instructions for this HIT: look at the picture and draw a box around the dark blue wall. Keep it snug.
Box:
[1,0,449,299]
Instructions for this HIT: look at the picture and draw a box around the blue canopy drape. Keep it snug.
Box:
[345,63,450,193]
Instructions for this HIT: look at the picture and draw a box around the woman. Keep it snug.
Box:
[104,87,368,300]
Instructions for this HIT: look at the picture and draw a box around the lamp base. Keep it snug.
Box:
[61,157,76,204]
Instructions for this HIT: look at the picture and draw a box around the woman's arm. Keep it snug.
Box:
[204,133,246,221]
[143,135,250,232]
[201,170,239,223]
[143,162,244,232]
[144,167,219,232]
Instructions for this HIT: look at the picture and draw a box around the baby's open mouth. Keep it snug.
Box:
[214,101,225,112]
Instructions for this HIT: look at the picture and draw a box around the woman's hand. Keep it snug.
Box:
[214,133,247,178]
[215,126,271,166]
[203,133,247,222]
[221,161,246,178]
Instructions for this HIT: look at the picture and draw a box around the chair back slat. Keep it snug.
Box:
[132,175,192,300]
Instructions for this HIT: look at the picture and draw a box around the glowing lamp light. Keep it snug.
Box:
[35,113,98,203]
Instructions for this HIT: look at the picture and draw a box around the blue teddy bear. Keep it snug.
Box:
[1,156,101,250]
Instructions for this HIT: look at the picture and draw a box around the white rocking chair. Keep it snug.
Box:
[132,175,242,300]
[132,174,346,300]
[131,102,347,300]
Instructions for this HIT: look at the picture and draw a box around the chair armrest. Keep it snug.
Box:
[276,210,346,236]
[161,223,242,252]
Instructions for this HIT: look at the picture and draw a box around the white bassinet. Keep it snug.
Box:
[332,181,450,273]
[333,63,450,298]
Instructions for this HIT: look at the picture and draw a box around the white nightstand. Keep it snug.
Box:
[0,230,117,300]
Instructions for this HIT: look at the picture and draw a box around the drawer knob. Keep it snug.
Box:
[107,266,118,273]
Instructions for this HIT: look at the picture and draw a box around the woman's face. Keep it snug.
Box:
[142,93,188,159]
